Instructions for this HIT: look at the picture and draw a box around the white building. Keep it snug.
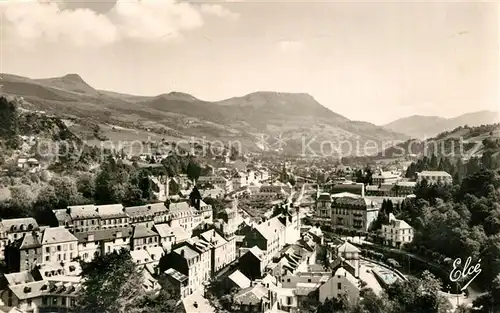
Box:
[319,267,360,304]
[41,227,78,264]
[381,214,413,248]
[417,171,452,185]
[372,171,400,185]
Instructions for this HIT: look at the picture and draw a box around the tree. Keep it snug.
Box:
[386,271,451,313]
[186,161,202,182]
[77,173,96,200]
[75,249,147,313]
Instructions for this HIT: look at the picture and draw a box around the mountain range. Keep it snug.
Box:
[0,73,408,157]
[383,111,500,140]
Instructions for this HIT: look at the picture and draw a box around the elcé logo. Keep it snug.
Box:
[449,257,482,291]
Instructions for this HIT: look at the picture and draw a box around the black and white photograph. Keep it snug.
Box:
[0,0,499,312]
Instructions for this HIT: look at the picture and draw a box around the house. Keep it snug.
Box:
[233,284,273,313]
[333,241,361,278]
[131,225,159,250]
[197,176,232,194]
[153,224,177,252]
[161,268,188,299]
[17,158,41,172]
[187,237,212,285]
[150,175,169,202]
[0,218,40,260]
[331,197,379,232]
[381,214,413,248]
[160,243,207,298]
[201,186,225,199]
[273,287,298,312]
[417,171,452,185]
[198,229,235,274]
[319,267,360,305]
[232,172,247,191]
[169,200,213,234]
[371,171,400,185]
[16,231,42,272]
[40,227,78,265]
[242,216,286,266]
[0,218,40,243]
[314,193,333,223]
[237,246,265,280]
[75,227,132,262]
[0,270,81,313]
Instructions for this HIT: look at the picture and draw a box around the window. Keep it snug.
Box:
[57,245,61,251]
[287,297,292,305]
[42,297,48,305]
[45,256,50,261]
[27,299,32,307]
[62,297,66,306]
[45,247,50,253]
[287,278,290,282]
[337,283,342,290]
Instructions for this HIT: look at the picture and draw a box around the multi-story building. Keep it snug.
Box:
[169,200,213,234]
[75,227,132,262]
[0,218,40,243]
[331,197,379,232]
[0,269,81,313]
[125,203,169,228]
[188,237,212,284]
[199,229,235,274]
[314,193,333,223]
[0,218,40,261]
[417,171,452,185]
[5,227,78,273]
[153,224,177,252]
[64,205,101,233]
[232,172,247,191]
[381,214,413,248]
[243,216,286,266]
[160,242,209,298]
[131,225,159,250]
[197,176,232,194]
[96,204,129,229]
[372,171,400,185]
[41,227,78,264]
[319,267,359,304]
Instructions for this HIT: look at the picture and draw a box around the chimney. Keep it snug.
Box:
[95,208,99,213]
[87,234,94,242]
[180,249,185,257]
[147,205,152,210]
[116,231,122,238]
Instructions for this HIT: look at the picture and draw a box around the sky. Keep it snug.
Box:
[1,0,499,125]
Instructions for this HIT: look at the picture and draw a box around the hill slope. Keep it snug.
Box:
[383,111,500,139]
[372,123,500,161]
[0,73,408,156]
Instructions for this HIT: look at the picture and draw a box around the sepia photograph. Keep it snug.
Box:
[0,0,499,312]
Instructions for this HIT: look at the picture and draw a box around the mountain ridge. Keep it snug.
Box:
[0,72,408,156]
[383,110,499,139]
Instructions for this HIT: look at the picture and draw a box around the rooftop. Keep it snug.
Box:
[418,171,452,177]
[228,270,251,289]
[132,225,158,239]
[42,227,77,244]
